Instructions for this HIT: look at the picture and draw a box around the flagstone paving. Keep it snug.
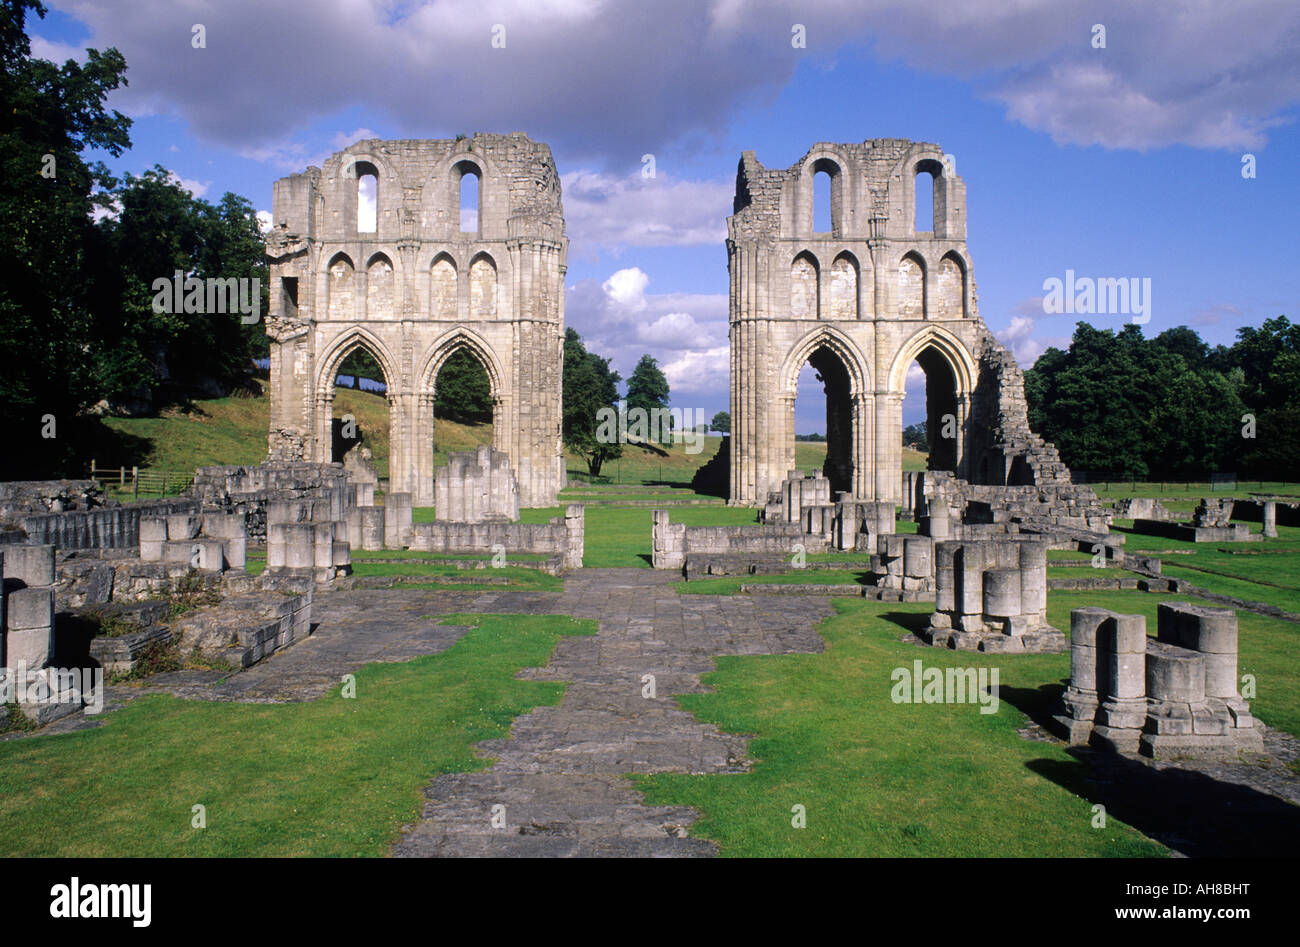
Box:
[391,569,832,857]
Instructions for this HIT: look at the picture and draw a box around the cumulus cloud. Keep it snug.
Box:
[567,266,728,401]
[42,0,1300,163]
[173,176,209,199]
[994,312,1071,366]
[601,267,650,311]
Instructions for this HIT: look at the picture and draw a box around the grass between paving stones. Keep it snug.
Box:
[637,586,1300,856]
[0,613,595,857]
[635,596,1167,857]
[347,560,562,590]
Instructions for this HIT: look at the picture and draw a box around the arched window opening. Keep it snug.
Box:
[813,170,832,234]
[356,163,378,233]
[914,161,941,234]
[458,164,480,234]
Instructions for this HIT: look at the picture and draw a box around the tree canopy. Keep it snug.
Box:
[625,354,672,445]
[1024,320,1296,479]
[562,328,622,477]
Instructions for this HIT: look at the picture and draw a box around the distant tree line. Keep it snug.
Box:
[1025,319,1300,480]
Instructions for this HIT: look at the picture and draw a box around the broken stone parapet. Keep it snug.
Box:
[651,509,825,571]
[139,512,247,572]
[408,504,584,571]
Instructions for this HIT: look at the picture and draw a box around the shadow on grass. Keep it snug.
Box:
[998,683,1300,857]
[1025,750,1300,857]
[878,611,931,635]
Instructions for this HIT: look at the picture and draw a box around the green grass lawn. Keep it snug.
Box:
[0,614,594,857]
[637,583,1300,856]
[1115,522,1300,613]
[635,596,1166,857]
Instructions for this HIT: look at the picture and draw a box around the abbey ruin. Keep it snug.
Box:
[724,140,1085,508]
[262,133,568,508]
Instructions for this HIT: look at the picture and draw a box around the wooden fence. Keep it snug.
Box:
[87,462,194,498]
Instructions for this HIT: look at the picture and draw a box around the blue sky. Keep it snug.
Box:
[30,1,1300,431]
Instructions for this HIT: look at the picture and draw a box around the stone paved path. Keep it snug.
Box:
[392,569,831,856]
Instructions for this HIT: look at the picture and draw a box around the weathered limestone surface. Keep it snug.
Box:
[919,537,1062,652]
[1,545,57,671]
[435,445,519,523]
[411,504,584,571]
[652,509,826,571]
[725,139,1094,510]
[264,134,566,507]
[1133,497,1258,543]
[1055,603,1263,760]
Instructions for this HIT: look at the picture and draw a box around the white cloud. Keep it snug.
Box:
[601,267,650,311]
[91,197,121,223]
[994,313,1070,366]
[256,210,274,233]
[173,176,209,199]
[638,312,701,345]
[562,170,731,253]
[41,0,1300,161]
[661,346,731,396]
[567,266,728,405]
[28,35,82,63]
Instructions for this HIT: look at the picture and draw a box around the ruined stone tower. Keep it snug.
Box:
[263,133,567,507]
[726,139,1073,507]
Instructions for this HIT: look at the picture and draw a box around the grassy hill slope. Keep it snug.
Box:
[94,382,930,486]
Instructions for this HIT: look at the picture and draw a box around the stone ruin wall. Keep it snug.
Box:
[726,138,1104,519]
[264,133,567,508]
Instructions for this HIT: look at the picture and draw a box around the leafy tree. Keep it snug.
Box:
[0,0,130,475]
[625,354,672,445]
[562,328,622,477]
[710,411,730,434]
[434,348,492,424]
[1231,316,1300,476]
[1026,322,1251,479]
[902,422,928,451]
[92,166,267,408]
